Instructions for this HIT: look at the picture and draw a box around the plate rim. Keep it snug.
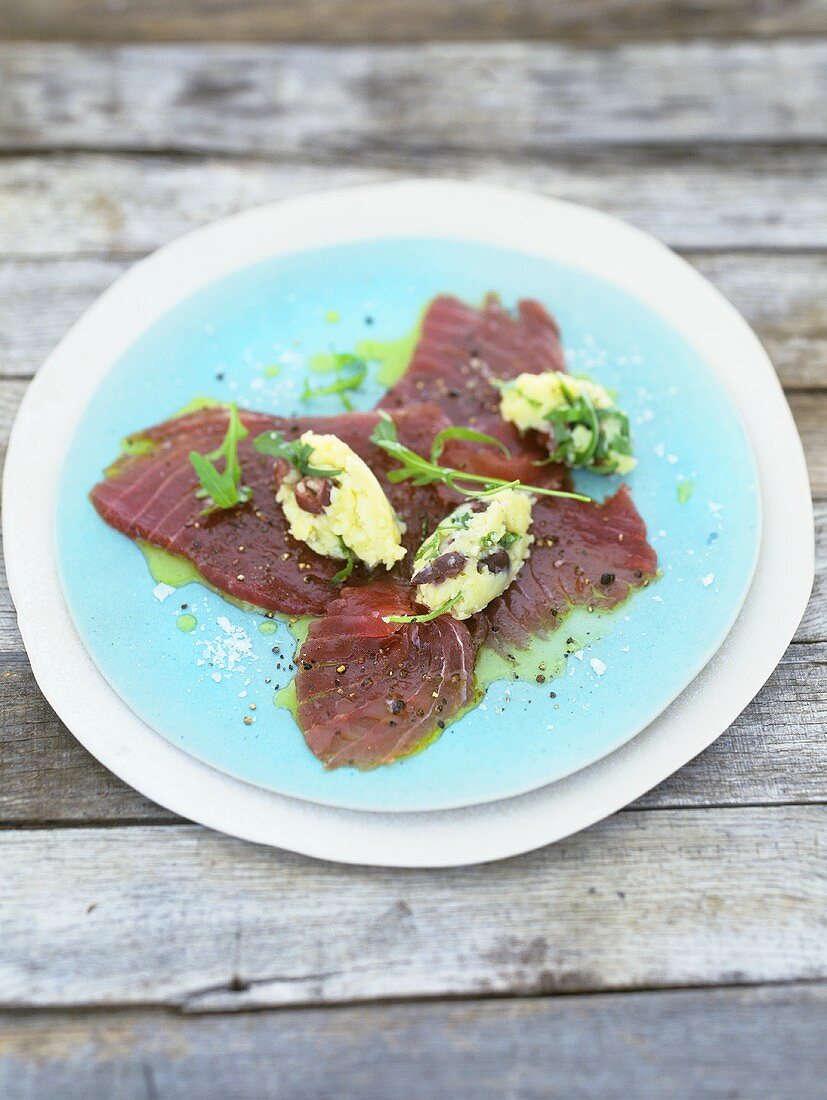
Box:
[3,179,814,865]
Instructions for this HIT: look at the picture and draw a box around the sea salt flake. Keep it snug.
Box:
[573,650,584,661]
[702,573,715,587]
[211,671,222,683]
[590,658,607,676]
[153,582,176,602]
[197,616,256,676]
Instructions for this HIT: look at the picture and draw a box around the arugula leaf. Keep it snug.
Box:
[189,404,252,515]
[331,543,356,585]
[414,529,443,564]
[369,413,590,504]
[253,431,343,478]
[383,593,462,624]
[302,355,367,408]
[430,426,511,464]
[543,381,634,473]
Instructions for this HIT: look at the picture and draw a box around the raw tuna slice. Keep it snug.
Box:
[295,582,477,769]
[91,403,457,617]
[379,293,570,488]
[485,486,658,652]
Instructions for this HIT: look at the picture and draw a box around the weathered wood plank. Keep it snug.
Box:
[0,657,170,825]
[689,253,827,391]
[2,42,826,156]
[799,500,827,642]
[788,390,827,500]
[2,0,825,45]
[4,251,827,389]
[5,151,827,257]
[1,985,825,1100]
[1,809,824,1007]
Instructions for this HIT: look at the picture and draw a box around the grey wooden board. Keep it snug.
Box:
[4,151,827,256]
[1,809,825,1008]
[2,0,826,45]
[1,27,825,1078]
[1,984,826,1100]
[2,42,827,156]
[4,251,827,389]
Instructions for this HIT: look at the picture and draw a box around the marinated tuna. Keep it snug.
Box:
[484,486,658,652]
[295,582,477,769]
[91,403,458,616]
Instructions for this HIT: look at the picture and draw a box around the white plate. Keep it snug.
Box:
[3,181,814,866]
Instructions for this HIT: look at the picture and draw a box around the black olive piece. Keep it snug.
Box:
[478,549,510,574]
[412,550,467,585]
[294,476,333,515]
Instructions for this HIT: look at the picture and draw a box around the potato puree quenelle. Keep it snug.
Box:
[411,489,534,620]
[277,431,406,569]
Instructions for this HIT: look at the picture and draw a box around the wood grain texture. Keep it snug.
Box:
[1,984,825,1099]
[5,150,827,257]
[3,0,826,45]
[4,251,827,389]
[2,42,826,156]
[1,810,825,1009]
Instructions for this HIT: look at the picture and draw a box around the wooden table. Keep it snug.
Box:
[1,4,825,1096]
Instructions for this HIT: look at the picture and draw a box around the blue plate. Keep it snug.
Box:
[56,238,760,812]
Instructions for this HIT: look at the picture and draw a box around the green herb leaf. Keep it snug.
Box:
[189,404,252,515]
[430,426,511,464]
[302,355,367,407]
[369,412,590,504]
[252,431,343,479]
[331,543,356,585]
[383,593,462,624]
[542,381,634,474]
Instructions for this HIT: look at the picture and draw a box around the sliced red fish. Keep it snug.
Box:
[485,486,658,652]
[91,403,457,617]
[379,293,570,489]
[295,582,477,769]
